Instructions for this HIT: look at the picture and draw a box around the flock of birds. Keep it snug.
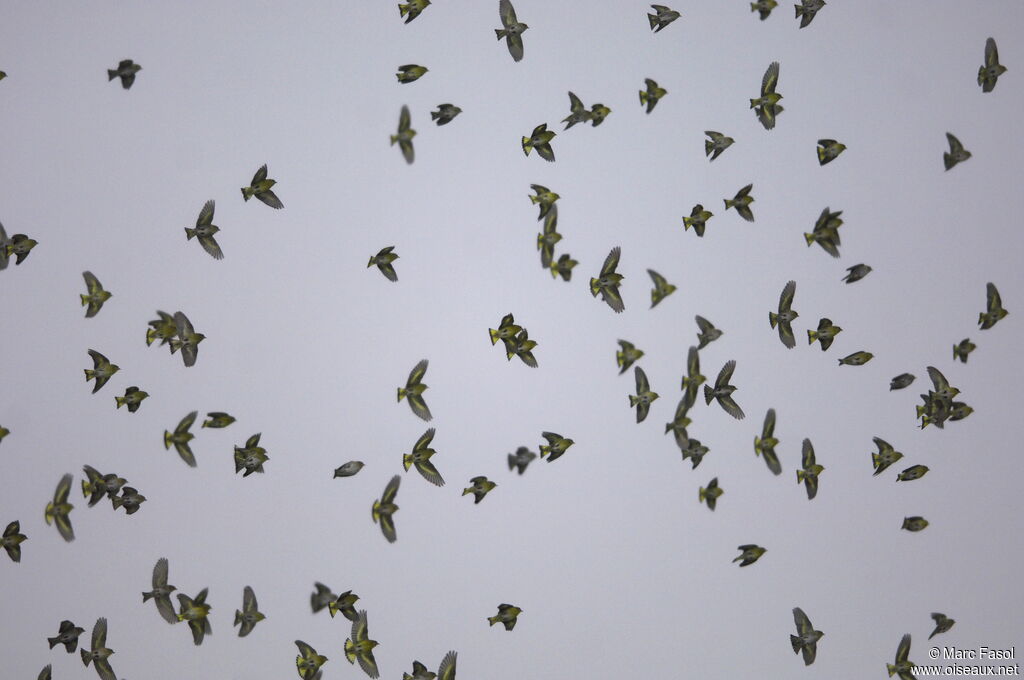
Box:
[0,2,1016,680]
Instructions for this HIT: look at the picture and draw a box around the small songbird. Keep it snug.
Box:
[489,313,522,356]
[790,607,824,665]
[929,613,955,640]
[80,617,116,680]
[368,246,400,282]
[241,164,284,208]
[177,587,213,645]
[751,0,778,20]
[328,590,360,621]
[616,340,644,375]
[754,408,783,476]
[233,433,269,477]
[3,232,38,265]
[537,209,562,269]
[397,359,432,421]
[647,269,676,308]
[901,516,929,532]
[870,437,904,476]
[463,476,497,504]
[142,557,178,624]
[0,425,8,445]
[539,431,574,462]
[724,183,755,221]
[589,103,612,126]
[404,651,456,680]
[529,184,560,219]
[769,280,798,349]
[296,639,329,679]
[751,62,782,129]
[647,4,680,32]
[507,447,537,475]
[81,271,112,317]
[794,0,825,28]
[107,59,141,89]
[704,131,734,161]
[81,465,126,506]
[804,207,843,258]
[896,464,929,482]
[37,666,51,680]
[522,123,555,162]
[111,486,147,514]
[680,345,706,403]
[495,0,528,62]
[147,310,178,347]
[705,360,745,420]
[310,583,337,614]
[889,373,915,391]
[639,78,667,114]
[978,37,1007,93]
[842,263,872,284]
[172,311,204,367]
[665,391,695,453]
[84,349,119,394]
[1,520,27,562]
[185,200,223,260]
[816,139,846,165]
[562,91,592,130]
[48,620,85,652]
[629,366,660,423]
[979,282,1008,329]
[698,477,723,510]
[403,427,445,486]
[838,351,873,366]
[44,474,75,542]
[796,439,824,500]
[681,438,710,469]
[391,105,416,164]
[807,318,842,351]
[508,327,538,367]
[115,386,149,413]
[372,476,401,543]
[431,103,462,125]
[345,610,381,679]
[683,205,714,237]
[399,0,431,24]
[695,315,723,349]
[943,132,971,171]
[396,64,428,83]
[165,411,198,467]
[953,338,976,363]
[590,246,625,313]
[887,634,916,679]
[488,603,522,631]
[202,412,235,428]
[734,544,766,566]
[550,253,578,281]
[334,460,365,478]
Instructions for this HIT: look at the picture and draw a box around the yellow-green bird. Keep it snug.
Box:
[3,232,38,265]
[838,351,873,366]
[146,310,177,347]
[804,207,843,257]
[372,475,401,543]
[648,4,680,32]
[38,665,51,680]
[629,366,660,423]
[754,408,783,476]
[1,520,26,562]
[681,345,706,402]
[398,359,432,421]
[234,433,269,477]
[978,37,1007,93]
[705,360,745,420]
[871,437,904,476]
[887,634,916,679]
[901,516,928,532]
[704,131,734,161]
[396,64,428,83]
[616,340,644,375]
[489,313,522,355]
[81,271,112,317]
[896,464,929,482]
[368,245,400,282]
[790,607,824,665]
[241,164,284,208]
[44,474,75,542]
[751,62,782,130]
[48,619,85,652]
[508,327,538,367]
[550,253,577,281]
[562,91,592,130]
[172,311,204,367]
[589,103,611,126]
[683,204,714,237]
[816,139,846,165]
[432,103,462,125]
[943,132,971,171]
[751,1,778,20]
[463,476,497,504]
[185,199,224,260]
[522,123,555,161]
[403,427,445,487]
[590,246,625,313]
[0,71,6,81]
[112,485,146,514]
[724,183,755,221]
[399,0,430,23]
[681,438,709,469]
[540,431,574,461]
[929,613,955,640]
[391,105,416,164]
[807,318,842,351]
[164,411,198,467]
[404,660,436,680]
[699,477,723,511]
[177,587,213,645]
[529,184,560,219]
[81,465,126,506]
[0,425,8,445]
[80,617,116,680]
[537,208,562,268]
[889,373,915,391]
[795,0,825,28]
[843,263,872,284]
[202,411,235,428]
[488,603,522,631]
[734,544,766,566]
[345,610,381,679]
[695,315,723,349]
[647,269,676,308]
[310,582,336,614]
[404,650,456,680]
[508,446,537,475]
[639,78,667,114]
[797,438,824,500]
[234,586,265,637]
[769,280,798,349]
[665,390,694,453]
[328,590,360,621]
[142,557,178,624]
[115,386,149,413]
[84,350,119,393]
[979,282,1008,329]
[107,59,141,89]
[953,338,976,363]
[496,0,528,61]
[296,640,328,680]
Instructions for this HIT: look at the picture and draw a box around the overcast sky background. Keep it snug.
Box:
[2,1,1023,678]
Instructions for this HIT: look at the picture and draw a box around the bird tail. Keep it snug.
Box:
[234,609,243,626]
[615,350,625,368]
[145,328,158,346]
[402,453,413,471]
[81,479,93,496]
[796,470,806,483]
[185,227,196,240]
[495,28,507,39]
[807,330,818,344]
[112,495,124,509]
[84,369,95,381]
[647,13,659,29]
[549,262,559,278]
[528,195,541,204]
[80,294,90,307]
[241,187,253,201]
[371,500,381,523]
[790,634,803,653]
[488,615,500,626]
[81,649,93,666]
[345,638,357,662]
[48,636,60,649]
[816,146,828,164]
[803,232,816,246]
[753,436,762,454]
[639,90,648,105]
[107,69,117,81]
[749,98,759,109]
[704,140,713,157]
[521,137,532,156]
[698,486,707,502]
[703,385,714,405]
[430,110,440,120]
[887,664,898,677]
[399,3,410,16]
[488,328,500,345]
[115,396,126,408]
[389,134,398,146]
[682,216,693,230]
[539,445,550,458]
[142,591,154,602]
[589,277,601,296]
[629,395,639,407]
[163,430,173,449]
[943,152,954,171]
[724,198,735,210]
[769,311,779,328]
[397,387,407,402]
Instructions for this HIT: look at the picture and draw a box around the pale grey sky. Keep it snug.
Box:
[1,2,1022,679]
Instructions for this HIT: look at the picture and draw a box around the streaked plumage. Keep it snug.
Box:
[794,0,825,28]
[202,411,235,428]
[539,431,574,462]
[391,105,416,164]
[488,603,522,631]
[3,232,38,265]
[528,184,560,219]
[398,359,432,421]
[48,619,85,653]
[750,62,782,129]
[431,103,461,125]
[296,639,328,679]
[241,164,284,208]
[496,0,528,61]
[345,610,381,679]
[177,587,213,645]
[84,349,119,394]
[978,38,1007,93]
[164,411,198,467]
[816,138,846,165]
[734,544,766,567]
[838,351,873,366]
[790,607,824,665]
[403,427,445,487]
[724,183,755,221]
[769,280,798,349]
[807,317,842,351]
[629,366,659,423]
[44,473,74,542]
[81,271,112,317]
[328,590,360,621]
[589,103,611,126]
[698,477,722,510]
[639,78,667,114]
[489,313,522,356]
[796,439,824,500]
[114,385,149,413]
[233,432,269,477]
[549,252,578,281]
[185,200,223,260]
[507,446,537,475]
[896,464,929,482]
[107,59,141,89]
[1,520,27,562]
[704,360,745,420]
[80,617,116,680]
[647,4,680,32]
[647,269,676,308]
[979,282,1008,329]
[943,132,971,171]
[521,123,555,162]
[683,204,714,237]
[704,131,734,161]
[111,485,146,514]
[463,475,497,503]
[142,557,178,624]
[871,437,904,476]
[590,246,625,313]
[372,475,401,543]
[399,0,431,24]
[843,263,872,284]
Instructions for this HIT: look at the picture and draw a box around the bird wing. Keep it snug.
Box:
[634,366,650,394]
[381,475,401,504]
[735,203,755,221]
[946,132,963,155]
[801,642,817,666]
[718,394,745,420]
[153,557,169,588]
[499,0,518,27]
[801,439,816,468]
[542,207,558,235]
[399,105,410,133]
[761,408,776,438]
[406,392,432,422]
[647,268,667,289]
[256,189,284,209]
[352,610,369,642]
[715,360,736,388]
[413,428,436,452]
[54,473,72,505]
[437,650,457,680]
[895,634,911,664]
[763,448,782,475]
[92,617,107,648]
[89,349,109,370]
[761,61,780,95]
[252,164,268,185]
[196,199,215,227]
[986,37,999,67]
[533,139,553,160]
[687,345,701,380]
[601,246,621,275]
[358,649,381,679]
[83,271,102,295]
[173,311,194,338]
[378,262,399,281]
[406,359,428,387]
[695,315,714,333]
[926,366,950,392]
[600,285,625,313]
[174,441,197,467]
[567,91,584,112]
[987,282,1002,312]
[779,280,796,314]
[636,399,651,423]
[94,658,117,680]
[243,585,257,613]
[793,607,812,635]
[415,459,445,487]
[198,234,225,260]
[778,320,796,349]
